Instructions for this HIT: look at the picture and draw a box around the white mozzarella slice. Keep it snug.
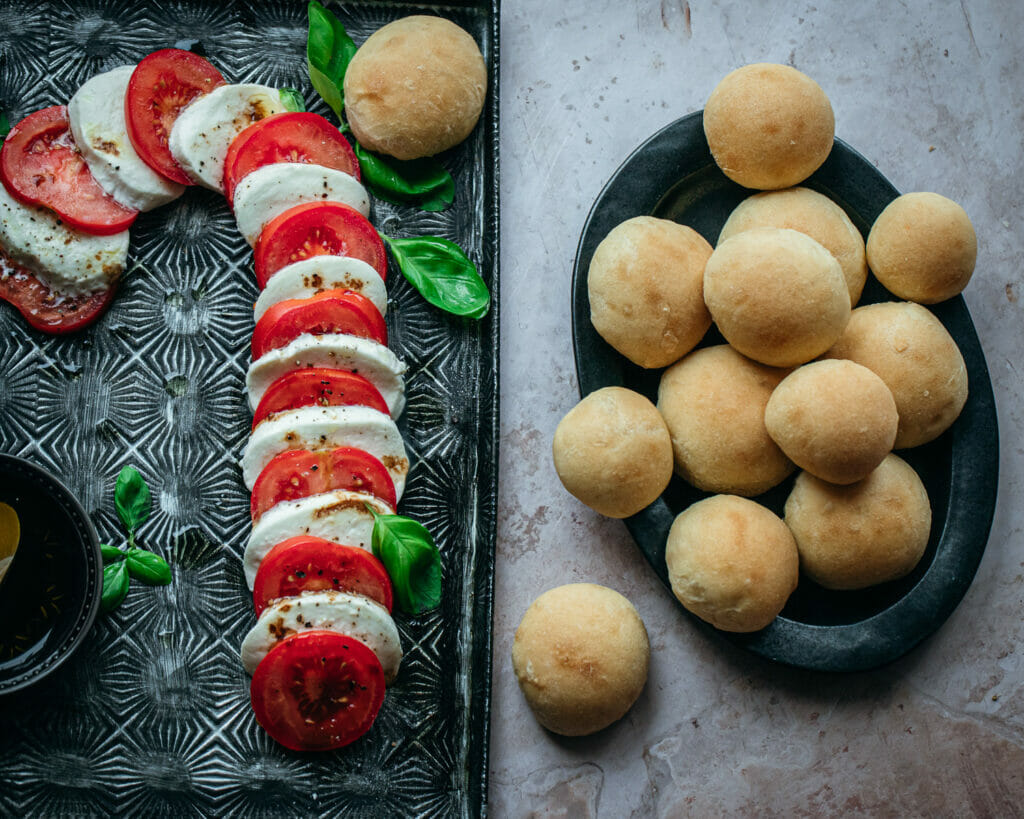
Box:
[243,489,393,588]
[255,256,387,322]
[168,84,285,193]
[247,334,407,418]
[241,404,408,497]
[234,163,370,247]
[68,65,185,211]
[0,184,129,296]
[240,590,403,681]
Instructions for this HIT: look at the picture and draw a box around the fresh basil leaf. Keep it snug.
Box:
[101,561,130,613]
[354,143,454,212]
[100,544,125,563]
[383,235,490,318]
[125,548,172,586]
[279,87,306,112]
[114,466,151,535]
[0,111,9,146]
[307,0,357,121]
[368,510,442,615]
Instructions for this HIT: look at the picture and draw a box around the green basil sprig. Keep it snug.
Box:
[366,506,442,616]
[100,466,172,613]
[383,235,490,318]
[0,111,9,145]
[279,88,306,113]
[307,0,357,122]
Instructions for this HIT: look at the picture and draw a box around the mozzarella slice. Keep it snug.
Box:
[68,65,185,212]
[247,334,407,418]
[168,84,285,193]
[240,590,402,681]
[234,163,370,246]
[243,489,393,588]
[0,184,128,296]
[241,404,409,497]
[255,256,387,322]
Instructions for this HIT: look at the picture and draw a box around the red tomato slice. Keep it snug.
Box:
[253,202,386,288]
[251,367,390,429]
[250,630,385,752]
[252,536,394,614]
[250,447,398,521]
[251,289,387,359]
[0,246,115,333]
[125,48,225,186]
[223,111,360,204]
[0,106,137,235]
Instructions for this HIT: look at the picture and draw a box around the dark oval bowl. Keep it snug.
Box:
[0,453,102,695]
[571,111,999,673]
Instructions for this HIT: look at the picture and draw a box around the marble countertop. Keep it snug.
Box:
[491,0,1024,814]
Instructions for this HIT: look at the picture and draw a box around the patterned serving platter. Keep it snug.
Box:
[0,0,499,815]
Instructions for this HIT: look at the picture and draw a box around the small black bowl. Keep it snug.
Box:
[0,453,101,695]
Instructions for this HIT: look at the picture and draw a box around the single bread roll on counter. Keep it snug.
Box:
[718,187,868,305]
[658,345,793,495]
[552,387,673,518]
[765,359,898,485]
[866,192,977,304]
[785,454,932,590]
[703,63,835,190]
[343,16,486,160]
[703,227,851,367]
[823,301,968,449]
[512,584,650,736]
[665,495,799,632]
[588,216,713,368]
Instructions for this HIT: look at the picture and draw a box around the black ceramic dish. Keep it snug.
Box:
[0,453,101,695]
[571,111,999,673]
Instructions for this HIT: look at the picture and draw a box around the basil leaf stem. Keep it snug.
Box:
[101,544,125,563]
[114,466,150,541]
[354,144,454,212]
[307,1,356,121]
[279,88,306,112]
[383,235,490,318]
[367,507,442,615]
[101,561,129,613]
[126,548,172,586]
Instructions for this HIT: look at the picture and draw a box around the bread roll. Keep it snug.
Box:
[718,187,868,305]
[823,301,968,448]
[765,359,898,484]
[703,227,851,367]
[867,192,977,304]
[658,345,793,495]
[512,584,650,736]
[785,454,932,590]
[704,63,835,190]
[552,387,673,518]
[343,16,486,160]
[588,216,713,368]
[665,495,799,632]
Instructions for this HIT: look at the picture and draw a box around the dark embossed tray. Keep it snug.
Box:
[0,1,498,815]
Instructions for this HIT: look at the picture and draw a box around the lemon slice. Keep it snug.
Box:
[0,501,20,585]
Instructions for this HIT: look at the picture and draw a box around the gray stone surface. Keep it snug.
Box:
[493,0,1024,814]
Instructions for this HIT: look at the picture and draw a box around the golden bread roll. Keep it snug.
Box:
[704,63,835,190]
[785,454,932,590]
[588,216,713,368]
[665,495,799,632]
[703,227,851,367]
[765,359,898,485]
[343,16,486,160]
[658,345,794,495]
[512,583,650,736]
[552,387,673,518]
[823,301,968,448]
[867,192,977,304]
[718,187,868,305]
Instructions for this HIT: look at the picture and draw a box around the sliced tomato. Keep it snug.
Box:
[251,367,390,429]
[0,246,115,333]
[0,106,137,235]
[253,202,386,288]
[125,48,225,186]
[250,630,385,751]
[223,112,360,204]
[252,536,394,614]
[251,289,387,359]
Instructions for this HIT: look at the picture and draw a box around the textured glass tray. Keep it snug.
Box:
[0,1,499,815]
